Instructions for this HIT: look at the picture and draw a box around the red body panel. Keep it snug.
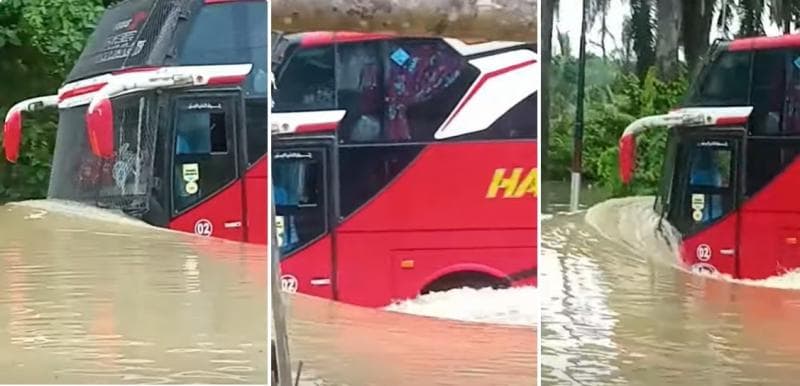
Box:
[170,181,245,241]
[280,140,538,307]
[681,213,738,277]
[279,235,335,299]
[679,157,800,280]
[243,158,268,244]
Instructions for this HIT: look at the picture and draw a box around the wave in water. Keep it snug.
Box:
[384,286,538,327]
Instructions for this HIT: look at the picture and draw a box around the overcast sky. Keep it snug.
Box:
[555,1,782,57]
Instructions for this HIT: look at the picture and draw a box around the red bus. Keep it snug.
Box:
[619,35,800,280]
[3,0,537,308]
[4,0,271,242]
[271,32,538,307]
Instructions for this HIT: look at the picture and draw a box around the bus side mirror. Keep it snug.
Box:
[86,97,115,159]
[3,110,22,163]
[619,134,635,184]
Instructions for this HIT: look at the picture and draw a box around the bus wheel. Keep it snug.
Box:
[421,271,510,295]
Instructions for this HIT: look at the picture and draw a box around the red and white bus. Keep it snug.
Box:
[3,0,538,308]
[271,32,538,307]
[4,0,271,242]
[620,35,800,280]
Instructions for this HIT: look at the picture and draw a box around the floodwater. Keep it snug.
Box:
[541,181,800,385]
[283,290,537,386]
[0,200,266,383]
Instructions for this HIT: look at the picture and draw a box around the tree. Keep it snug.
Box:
[0,0,107,202]
[655,0,682,80]
[589,0,612,60]
[682,0,715,75]
[631,0,656,79]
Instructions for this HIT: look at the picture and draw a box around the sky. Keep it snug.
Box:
[555,1,783,57]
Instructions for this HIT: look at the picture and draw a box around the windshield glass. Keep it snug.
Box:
[67,0,176,82]
[179,1,268,97]
[48,95,157,214]
[683,50,751,107]
[271,33,291,72]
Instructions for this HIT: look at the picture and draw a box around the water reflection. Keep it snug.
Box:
[542,192,800,385]
[0,200,266,383]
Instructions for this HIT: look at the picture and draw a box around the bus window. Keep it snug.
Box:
[179,1,268,97]
[383,39,473,141]
[685,51,751,107]
[273,150,327,255]
[172,97,238,214]
[786,51,800,134]
[245,99,269,165]
[273,46,336,112]
[750,49,787,135]
[688,143,733,224]
[336,42,385,143]
[745,139,800,197]
[338,145,423,218]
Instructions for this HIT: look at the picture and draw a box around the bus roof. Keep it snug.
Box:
[729,34,800,52]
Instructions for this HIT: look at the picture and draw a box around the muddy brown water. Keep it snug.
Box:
[1,199,536,385]
[0,200,267,383]
[542,195,800,385]
[283,292,537,386]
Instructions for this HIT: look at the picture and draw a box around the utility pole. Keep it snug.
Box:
[570,0,588,212]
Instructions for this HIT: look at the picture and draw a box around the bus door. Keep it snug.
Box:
[272,139,335,299]
[168,90,247,241]
[667,127,744,276]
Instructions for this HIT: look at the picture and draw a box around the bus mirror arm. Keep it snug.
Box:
[618,112,708,184]
[84,64,253,159]
[3,95,58,163]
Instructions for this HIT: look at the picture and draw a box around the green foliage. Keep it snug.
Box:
[0,0,106,203]
[547,55,689,197]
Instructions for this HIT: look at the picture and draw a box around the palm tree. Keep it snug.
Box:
[589,0,612,60]
[631,0,656,78]
[656,0,682,80]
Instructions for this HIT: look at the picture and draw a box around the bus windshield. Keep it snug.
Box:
[48,95,158,215]
[67,0,173,82]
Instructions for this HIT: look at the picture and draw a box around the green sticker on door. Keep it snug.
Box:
[182,163,200,195]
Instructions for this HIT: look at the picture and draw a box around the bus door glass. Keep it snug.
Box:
[668,131,743,235]
[169,92,245,241]
[272,143,334,298]
[272,147,329,254]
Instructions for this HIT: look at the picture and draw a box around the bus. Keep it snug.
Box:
[271,32,538,307]
[619,34,800,281]
[4,0,271,242]
[3,0,538,308]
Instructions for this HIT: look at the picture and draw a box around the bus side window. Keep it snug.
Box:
[336,42,384,143]
[786,51,800,134]
[273,46,336,112]
[383,39,471,141]
[750,49,786,135]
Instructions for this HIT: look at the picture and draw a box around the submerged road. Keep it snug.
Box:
[283,291,537,386]
[1,200,536,385]
[541,195,800,385]
[0,201,267,383]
